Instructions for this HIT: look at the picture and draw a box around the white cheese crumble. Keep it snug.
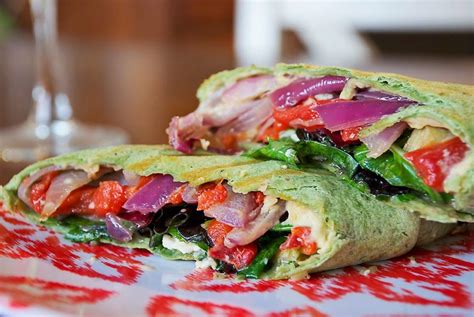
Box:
[162,234,202,254]
[195,257,218,270]
[200,139,210,150]
[279,129,299,141]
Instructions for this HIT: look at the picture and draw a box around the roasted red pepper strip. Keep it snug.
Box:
[340,126,364,142]
[92,181,127,216]
[258,122,288,142]
[280,226,317,256]
[29,172,58,214]
[56,181,128,216]
[273,103,324,131]
[254,192,265,205]
[56,186,96,215]
[168,185,185,205]
[197,183,228,211]
[405,137,468,192]
[207,220,258,270]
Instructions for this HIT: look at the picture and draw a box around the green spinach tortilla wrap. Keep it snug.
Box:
[166,63,474,223]
[0,145,456,279]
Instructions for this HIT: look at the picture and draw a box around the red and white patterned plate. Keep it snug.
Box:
[0,207,473,317]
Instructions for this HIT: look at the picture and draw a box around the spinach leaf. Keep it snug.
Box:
[270,223,293,232]
[391,193,418,203]
[244,139,358,177]
[149,232,163,249]
[60,216,110,242]
[353,144,443,203]
[238,235,286,279]
[167,226,185,241]
[65,227,110,242]
[297,141,359,177]
[169,226,208,251]
[245,138,300,165]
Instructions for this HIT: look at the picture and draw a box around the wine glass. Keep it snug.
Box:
[0,0,129,163]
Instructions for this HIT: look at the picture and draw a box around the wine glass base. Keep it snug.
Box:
[0,120,129,163]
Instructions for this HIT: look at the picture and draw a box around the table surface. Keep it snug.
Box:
[0,206,473,316]
[0,34,473,184]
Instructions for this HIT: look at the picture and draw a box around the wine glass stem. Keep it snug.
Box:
[30,0,71,135]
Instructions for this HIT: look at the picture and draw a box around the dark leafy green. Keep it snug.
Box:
[215,261,236,274]
[245,138,300,165]
[296,129,339,147]
[149,230,207,260]
[297,140,359,177]
[169,226,208,251]
[352,167,412,197]
[270,223,292,232]
[60,216,110,242]
[238,235,286,279]
[167,226,184,241]
[391,193,418,203]
[244,139,358,177]
[353,144,444,203]
[149,232,163,248]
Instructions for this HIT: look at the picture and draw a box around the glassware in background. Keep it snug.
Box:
[0,0,129,163]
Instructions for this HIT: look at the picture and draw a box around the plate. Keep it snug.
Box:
[0,208,473,316]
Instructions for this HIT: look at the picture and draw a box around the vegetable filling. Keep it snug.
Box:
[18,168,321,278]
[167,74,470,206]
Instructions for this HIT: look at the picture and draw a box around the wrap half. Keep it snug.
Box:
[167,64,474,223]
[0,145,455,279]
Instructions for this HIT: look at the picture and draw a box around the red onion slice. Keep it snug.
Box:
[270,76,348,108]
[181,185,198,204]
[224,199,286,248]
[361,122,408,158]
[42,170,93,217]
[167,114,208,154]
[201,97,263,127]
[216,98,273,136]
[105,213,134,242]
[222,75,276,104]
[123,174,184,214]
[118,211,154,228]
[316,99,413,132]
[18,165,64,209]
[356,90,411,102]
[198,86,225,111]
[204,184,259,228]
[168,75,277,152]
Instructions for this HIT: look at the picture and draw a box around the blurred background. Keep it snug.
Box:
[0,0,473,182]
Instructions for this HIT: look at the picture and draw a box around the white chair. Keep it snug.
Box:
[235,0,474,67]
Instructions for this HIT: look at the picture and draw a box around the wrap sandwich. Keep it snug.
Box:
[167,64,474,223]
[0,145,457,279]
